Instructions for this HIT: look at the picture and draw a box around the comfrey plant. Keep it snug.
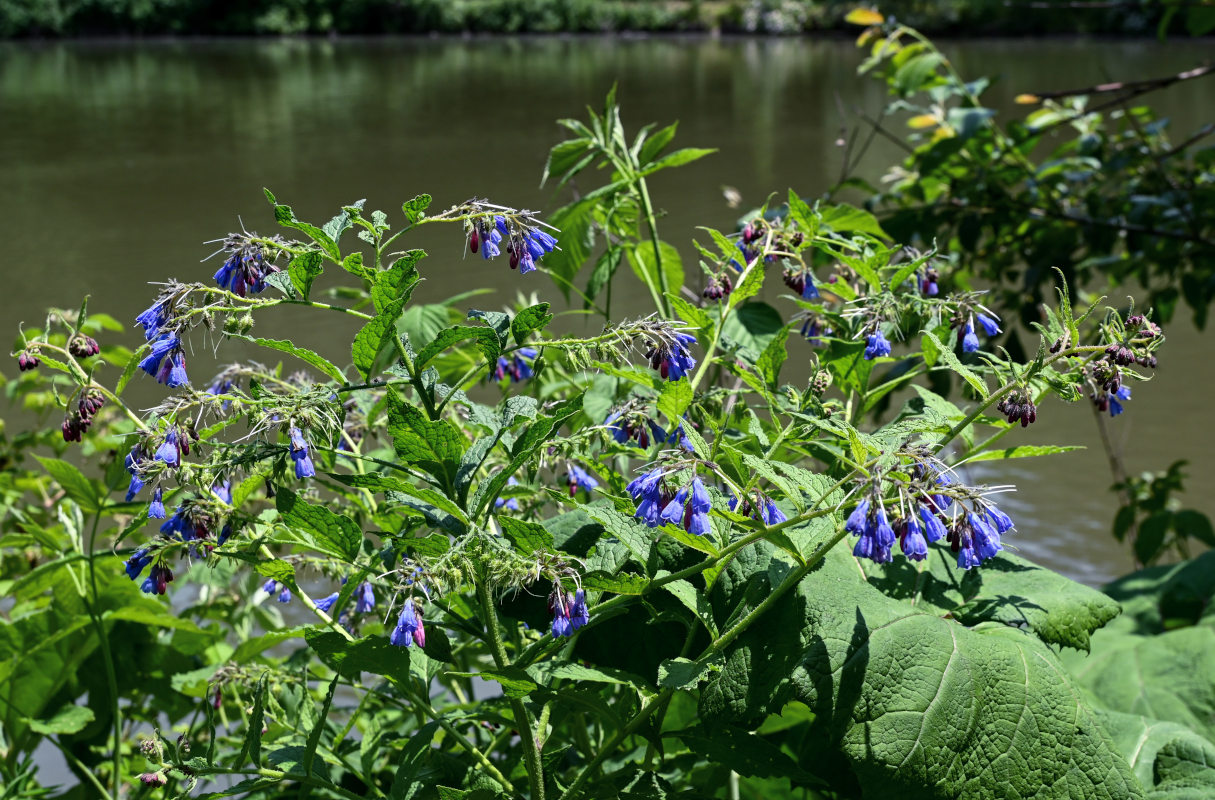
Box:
[3,95,1195,800]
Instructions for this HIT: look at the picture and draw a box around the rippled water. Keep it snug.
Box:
[2,35,1212,586]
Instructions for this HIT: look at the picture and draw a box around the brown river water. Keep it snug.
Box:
[2,34,1213,587]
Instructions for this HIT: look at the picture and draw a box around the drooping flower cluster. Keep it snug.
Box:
[565,464,599,498]
[960,312,1001,354]
[212,233,284,296]
[62,389,105,442]
[124,549,174,595]
[139,332,189,387]
[605,408,691,452]
[390,598,427,648]
[864,330,891,360]
[288,426,316,479]
[645,332,697,381]
[848,465,1014,570]
[262,579,293,603]
[628,469,713,536]
[467,212,559,275]
[491,348,538,383]
[997,390,1038,427]
[495,476,523,511]
[782,266,819,300]
[549,587,590,638]
[727,489,787,526]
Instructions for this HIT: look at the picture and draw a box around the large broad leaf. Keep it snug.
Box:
[865,547,1121,652]
[700,543,1144,799]
[1058,552,1215,746]
[1061,620,1215,745]
[1097,708,1215,799]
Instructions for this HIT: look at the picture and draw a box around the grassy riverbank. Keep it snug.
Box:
[2,0,1206,38]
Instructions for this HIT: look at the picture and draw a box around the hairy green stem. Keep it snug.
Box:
[476,579,544,800]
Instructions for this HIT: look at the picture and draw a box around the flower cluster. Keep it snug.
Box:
[782,266,819,300]
[391,598,426,648]
[491,348,538,383]
[848,466,1014,569]
[68,335,100,358]
[212,233,284,296]
[864,330,892,360]
[960,312,1001,354]
[139,332,189,387]
[124,549,174,595]
[628,469,713,536]
[549,587,590,638]
[262,579,293,603]
[997,390,1037,427]
[289,426,316,479]
[466,211,559,275]
[645,332,697,381]
[728,489,787,526]
[62,389,105,442]
[565,464,599,498]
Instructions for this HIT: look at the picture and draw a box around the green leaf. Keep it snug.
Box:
[819,202,889,239]
[387,391,465,491]
[470,393,583,517]
[240,672,268,768]
[656,379,692,423]
[447,667,538,699]
[353,295,408,380]
[1062,624,1215,745]
[287,251,325,299]
[275,489,362,561]
[1097,708,1215,797]
[922,329,987,395]
[638,147,716,176]
[414,325,500,370]
[728,259,766,309]
[968,445,1084,461]
[511,303,553,345]
[388,720,441,800]
[303,675,339,779]
[628,241,684,299]
[668,293,711,332]
[27,704,94,735]
[893,52,944,95]
[542,137,594,189]
[867,548,1121,652]
[701,543,1141,798]
[498,517,554,555]
[330,473,468,531]
[585,247,625,307]
[321,199,364,242]
[658,657,715,689]
[755,327,790,389]
[667,723,823,785]
[306,631,411,686]
[271,203,340,261]
[34,457,100,513]
[372,251,424,313]
[231,335,345,383]
[721,302,784,361]
[401,194,432,225]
